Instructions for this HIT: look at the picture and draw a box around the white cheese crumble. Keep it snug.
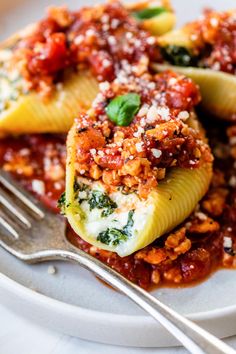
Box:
[135,142,144,152]
[102,59,111,68]
[210,17,219,27]
[99,81,110,92]
[146,36,156,45]
[90,148,97,155]
[74,34,84,45]
[32,180,45,195]
[151,148,162,158]
[168,77,177,85]
[78,191,88,199]
[108,36,117,46]
[138,104,149,117]
[147,106,158,123]
[157,107,170,121]
[86,29,96,37]
[177,111,189,121]
[111,19,119,29]
[133,126,144,138]
[98,150,105,157]
[195,212,208,221]
[223,236,232,249]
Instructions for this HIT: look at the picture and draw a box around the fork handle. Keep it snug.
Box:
[44,246,235,354]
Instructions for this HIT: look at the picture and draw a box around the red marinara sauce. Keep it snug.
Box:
[72,70,209,200]
[0,134,66,212]
[14,1,161,94]
[186,9,236,74]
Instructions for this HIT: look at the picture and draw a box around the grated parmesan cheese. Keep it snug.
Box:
[32,180,45,195]
[223,236,232,249]
[151,148,162,158]
[177,111,189,121]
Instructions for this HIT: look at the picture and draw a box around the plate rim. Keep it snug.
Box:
[1,271,236,323]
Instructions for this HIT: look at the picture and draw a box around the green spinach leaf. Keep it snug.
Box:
[97,210,135,246]
[161,45,197,67]
[88,190,117,217]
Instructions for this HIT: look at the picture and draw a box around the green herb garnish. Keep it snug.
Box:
[74,180,88,192]
[133,7,167,20]
[106,93,141,126]
[161,45,197,67]
[57,192,66,214]
[88,190,117,217]
[123,210,135,237]
[97,210,135,246]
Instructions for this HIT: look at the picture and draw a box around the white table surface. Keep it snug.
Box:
[0,303,236,354]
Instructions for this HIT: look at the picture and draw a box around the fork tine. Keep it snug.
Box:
[0,170,44,219]
[0,189,32,229]
[0,209,19,239]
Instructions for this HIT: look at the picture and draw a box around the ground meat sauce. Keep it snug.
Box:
[13,1,161,95]
[183,9,236,74]
[73,70,211,198]
[1,116,236,290]
[0,135,66,212]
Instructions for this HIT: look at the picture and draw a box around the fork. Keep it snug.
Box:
[0,169,235,354]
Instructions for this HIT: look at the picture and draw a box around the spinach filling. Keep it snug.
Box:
[88,190,117,217]
[161,45,198,67]
[0,67,26,112]
[57,192,66,214]
[74,181,117,218]
[97,210,135,246]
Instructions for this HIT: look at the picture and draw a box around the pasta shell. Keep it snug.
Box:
[126,0,176,35]
[65,124,212,257]
[140,12,176,35]
[0,70,99,134]
[154,63,236,121]
[0,1,175,135]
[157,24,236,121]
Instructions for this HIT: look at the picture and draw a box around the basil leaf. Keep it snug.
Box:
[133,7,167,20]
[106,93,141,126]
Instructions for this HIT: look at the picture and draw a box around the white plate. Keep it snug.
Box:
[1,0,236,348]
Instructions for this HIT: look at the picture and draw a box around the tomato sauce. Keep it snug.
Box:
[185,9,236,74]
[13,1,161,94]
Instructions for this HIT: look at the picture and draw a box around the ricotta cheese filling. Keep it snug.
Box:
[72,177,153,248]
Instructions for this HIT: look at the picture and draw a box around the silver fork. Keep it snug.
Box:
[0,169,235,354]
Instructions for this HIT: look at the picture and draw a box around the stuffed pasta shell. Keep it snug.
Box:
[0,0,175,135]
[156,9,236,121]
[64,71,213,256]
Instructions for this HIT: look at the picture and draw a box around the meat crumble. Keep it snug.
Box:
[167,9,236,74]
[12,1,161,95]
[73,70,212,198]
